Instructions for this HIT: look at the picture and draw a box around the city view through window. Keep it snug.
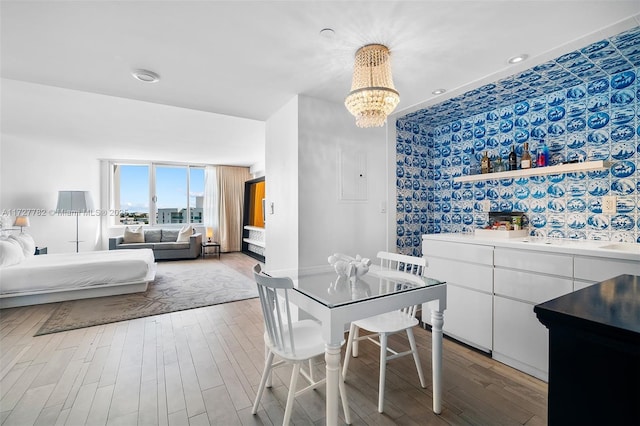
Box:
[113,163,205,225]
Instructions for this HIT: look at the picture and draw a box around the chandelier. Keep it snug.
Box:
[345,44,400,128]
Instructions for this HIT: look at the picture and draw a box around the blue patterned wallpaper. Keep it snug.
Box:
[395,26,640,256]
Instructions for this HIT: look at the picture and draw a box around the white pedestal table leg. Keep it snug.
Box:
[325,343,342,425]
[431,309,444,414]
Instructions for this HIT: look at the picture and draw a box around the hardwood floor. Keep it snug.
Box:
[0,252,547,425]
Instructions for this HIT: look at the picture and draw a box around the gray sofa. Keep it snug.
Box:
[109,229,202,260]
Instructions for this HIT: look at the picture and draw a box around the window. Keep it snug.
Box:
[111,162,205,226]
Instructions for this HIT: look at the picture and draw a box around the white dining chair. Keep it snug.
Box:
[342,251,427,413]
[251,264,351,425]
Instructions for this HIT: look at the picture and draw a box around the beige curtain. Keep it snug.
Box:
[216,166,251,252]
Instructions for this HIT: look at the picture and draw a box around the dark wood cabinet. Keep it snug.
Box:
[534,275,640,426]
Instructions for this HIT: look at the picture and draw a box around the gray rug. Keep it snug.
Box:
[35,260,258,336]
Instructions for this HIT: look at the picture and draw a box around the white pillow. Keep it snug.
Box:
[9,233,36,257]
[123,226,145,243]
[176,225,193,243]
[0,239,25,267]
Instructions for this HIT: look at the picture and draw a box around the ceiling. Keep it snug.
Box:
[2,1,640,161]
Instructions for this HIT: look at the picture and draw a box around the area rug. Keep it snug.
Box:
[34,260,258,336]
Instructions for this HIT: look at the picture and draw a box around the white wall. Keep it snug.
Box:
[1,134,102,253]
[264,96,299,274]
[264,95,389,274]
[298,95,389,268]
[1,79,265,253]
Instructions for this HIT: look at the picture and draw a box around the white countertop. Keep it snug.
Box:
[422,233,640,262]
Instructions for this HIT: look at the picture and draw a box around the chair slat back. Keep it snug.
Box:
[377,251,426,277]
[377,252,426,317]
[253,264,297,356]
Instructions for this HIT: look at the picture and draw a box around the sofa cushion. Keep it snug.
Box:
[161,229,179,242]
[124,226,145,243]
[153,242,191,250]
[144,229,162,243]
[176,225,192,243]
[118,243,155,249]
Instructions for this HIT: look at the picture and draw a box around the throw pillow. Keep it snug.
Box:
[160,229,179,242]
[176,225,193,243]
[9,233,36,257]
[123,226,145,243]
[144,229,162,243]
[0,239,25,267]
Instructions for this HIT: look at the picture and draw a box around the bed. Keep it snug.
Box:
[0,248,156,309]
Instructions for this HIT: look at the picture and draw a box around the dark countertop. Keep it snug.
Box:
[534,274,640,343]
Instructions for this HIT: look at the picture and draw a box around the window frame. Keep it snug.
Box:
[109,160,205,227]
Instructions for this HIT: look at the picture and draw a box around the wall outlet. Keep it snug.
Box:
[481,200,491,212]
[602,196,617,214]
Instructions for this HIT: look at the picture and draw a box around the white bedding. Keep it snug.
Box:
[0,249,155,295]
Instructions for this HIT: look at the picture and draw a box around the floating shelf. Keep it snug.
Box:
[243,238,265,248]
[453,160,611,183]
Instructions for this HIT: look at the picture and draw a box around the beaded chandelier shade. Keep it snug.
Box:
[345,44,400,128]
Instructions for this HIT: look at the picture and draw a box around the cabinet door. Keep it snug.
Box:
[493,296,548,381]
[424,240,493,265]
[423,284,493,352]
[573,256,640,283]
[494,268,573,304]
[494,247,573,277]
[427,257,493,293]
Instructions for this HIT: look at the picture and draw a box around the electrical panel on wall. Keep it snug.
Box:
[339,148,368,201]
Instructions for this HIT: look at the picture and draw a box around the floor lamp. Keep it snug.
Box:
[56,191,93,253]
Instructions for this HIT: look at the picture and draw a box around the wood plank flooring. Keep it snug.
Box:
[0,252,547,425]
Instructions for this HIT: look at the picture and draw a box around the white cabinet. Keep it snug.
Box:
[573,256,640,290]
[422,240,493,352]
[493,296,550,378]
[422,234,640,382]
[493,248,573,381]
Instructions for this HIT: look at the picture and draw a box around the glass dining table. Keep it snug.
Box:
[284,265,447,425]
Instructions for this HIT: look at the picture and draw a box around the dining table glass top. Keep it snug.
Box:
[293,266,444,308]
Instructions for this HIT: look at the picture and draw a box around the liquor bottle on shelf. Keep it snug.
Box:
[521,142,532,169]
[536,141,549,167]
[481,151,491,174]
[509,145,518,171]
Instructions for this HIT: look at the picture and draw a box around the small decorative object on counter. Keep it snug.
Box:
[509,145,518,171]
[481,151,491,174]
[520,142,532,169]
[536,141,549,167]
[511,215,523,230]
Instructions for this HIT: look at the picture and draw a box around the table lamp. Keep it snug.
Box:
[13,216,30,233]
[206,227,213,243]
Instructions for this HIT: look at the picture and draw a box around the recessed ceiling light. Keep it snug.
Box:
[132,69,160,83]
[508,54,528,64]
[432,89,446,95]
[319,28,335,38]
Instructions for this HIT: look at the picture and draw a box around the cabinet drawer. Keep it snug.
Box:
[494,248,573,277]
[493,296,548,378]
[423,240,493,265]
[494,268,573,303]
[423,285,493,352]
[574,256,640,282]
[426,257,493,293]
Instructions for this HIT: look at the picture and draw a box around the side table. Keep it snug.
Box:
[202,242,220,259]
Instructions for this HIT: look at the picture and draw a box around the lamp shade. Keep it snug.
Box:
[345,44,400,128]
[206,227,213,240]
[56,191,93,212]
[13,216,30,228]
